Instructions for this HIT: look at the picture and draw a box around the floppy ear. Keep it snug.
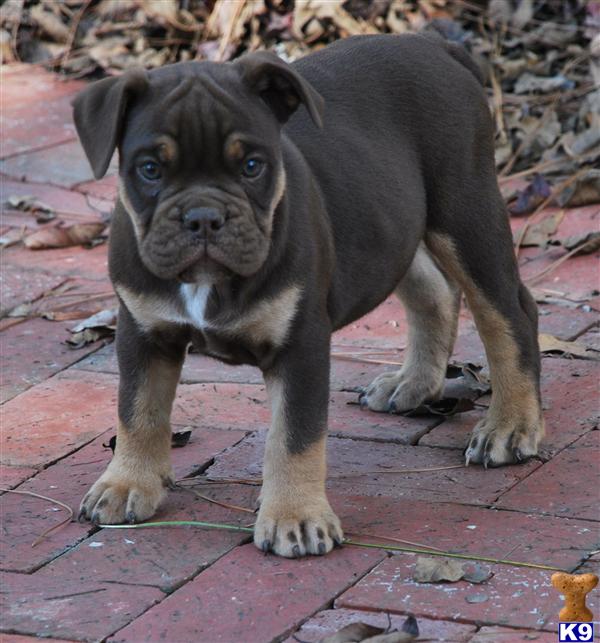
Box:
[236,51,324,128]
[72,69,148,179]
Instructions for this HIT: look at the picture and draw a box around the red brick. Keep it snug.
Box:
[0,370,117,467]
[578,325,600,352]
[0,425,248,573]
[3,242,109,281]
[335,554,598,631]
[495,430,600,520]
[335,494,597,570]
[420,358,600,454]
[0,465,37,489]
[0,635,76,643]
[109,543,384,643]
[469,627,558,642]
[207,432,541,505]
[41,485,254,592]
[1,65,83,158]
[0,265,66,316]
[0,141,116,189]
[1,178,112,224]
[537,304,599,341]
[1,317,110,403]
[518,245,599,302]
[286,608,476,642]
[74,175,119,201]
[1,570,162,642]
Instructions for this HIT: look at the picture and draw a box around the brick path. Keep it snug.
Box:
[1,64,599,643]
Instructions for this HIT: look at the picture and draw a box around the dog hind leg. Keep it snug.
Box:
[361,243,461,413]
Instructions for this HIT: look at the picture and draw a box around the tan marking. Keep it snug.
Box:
[116,284,187,332]
[224,137,245,162]
[156,135,178,164]
[80,355,182,524]
[223,284,301,347]
[426,232,543,462]
[254,378,342,557]
[364,244,460,412]
[119,182,143,242]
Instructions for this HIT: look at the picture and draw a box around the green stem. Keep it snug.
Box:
[344,539,562,571]
[101,520,254,533]
[100,520,564,572]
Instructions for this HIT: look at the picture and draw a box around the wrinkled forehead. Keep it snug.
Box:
[120,62,279,161]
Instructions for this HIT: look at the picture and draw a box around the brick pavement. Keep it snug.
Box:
[1,64,598,642]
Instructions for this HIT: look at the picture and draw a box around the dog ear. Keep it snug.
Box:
[72,69,148,179]
[237,51,324,128]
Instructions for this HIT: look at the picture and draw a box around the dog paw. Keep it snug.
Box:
[254,496,343,558]
[465,412,544,467]
[360,370,443,413]
[79,462,171,524]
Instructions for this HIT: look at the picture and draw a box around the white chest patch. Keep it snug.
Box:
[180,283,212,330]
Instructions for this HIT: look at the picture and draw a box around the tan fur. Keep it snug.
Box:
[223,284,302,347]
[119,182,143,242]
[254,378,343,557]
[426,232,543,463]
[79,355,181,524]
[156,135,178,163]
[363,244,460,412]
[224,137,245,162]
[115,284,187,331]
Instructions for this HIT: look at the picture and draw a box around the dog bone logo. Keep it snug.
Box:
[551,572,598,622]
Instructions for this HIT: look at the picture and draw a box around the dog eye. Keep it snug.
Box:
[138,161,162,182]
[242,157,264,179]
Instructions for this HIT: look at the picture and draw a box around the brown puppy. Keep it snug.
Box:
[73,34,543,558]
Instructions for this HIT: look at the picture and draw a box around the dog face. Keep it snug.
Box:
[73,53,324,283]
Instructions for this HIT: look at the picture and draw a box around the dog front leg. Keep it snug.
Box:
[79,305,186,524]
[255,331,342,557]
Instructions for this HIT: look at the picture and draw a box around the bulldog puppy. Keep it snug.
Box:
[73,33,543,558]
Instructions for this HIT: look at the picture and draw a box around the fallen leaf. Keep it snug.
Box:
[509,175,552,216]
[321,622,384,643]
[70,308,117,333]
[24,222,106,250]
[171,430,192,448]
[413,556,465,583]
[66,327,111,349]
[556,170,600,208]
[513,72,574,94]
[465,593,489,603]
[403,397,475,417]
[539,333,599,360]
[462,562,493,584]
[6,194,55,222]
[517,211,564,247]
[562,231,600,255]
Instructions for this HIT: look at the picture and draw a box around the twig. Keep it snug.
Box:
[514,169,588,256]
[345,532,446,552]
[525,242,598,286]
[330,464,465,477]
[99,520,564,571]
[61,0,91,69]
[0,487,74,547]
[180,485,256,514]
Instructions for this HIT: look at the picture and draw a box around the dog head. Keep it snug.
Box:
[73,53,323,283]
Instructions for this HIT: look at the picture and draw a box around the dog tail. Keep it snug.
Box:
[420,27,485,86]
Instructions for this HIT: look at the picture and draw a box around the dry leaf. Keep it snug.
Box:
[70,308,117,333]
[538,333,599,360]
[321,622,384,643]
[517,211,564,247]
[413,556,465,583]
[23,222,106,250]
[6,194,55,222]
[562,231,600,256]
[30,4,70,43]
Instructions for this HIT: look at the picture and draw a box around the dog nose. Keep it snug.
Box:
[182,207,225,233]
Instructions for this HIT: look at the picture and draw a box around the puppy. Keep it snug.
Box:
[73,34,543,558]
